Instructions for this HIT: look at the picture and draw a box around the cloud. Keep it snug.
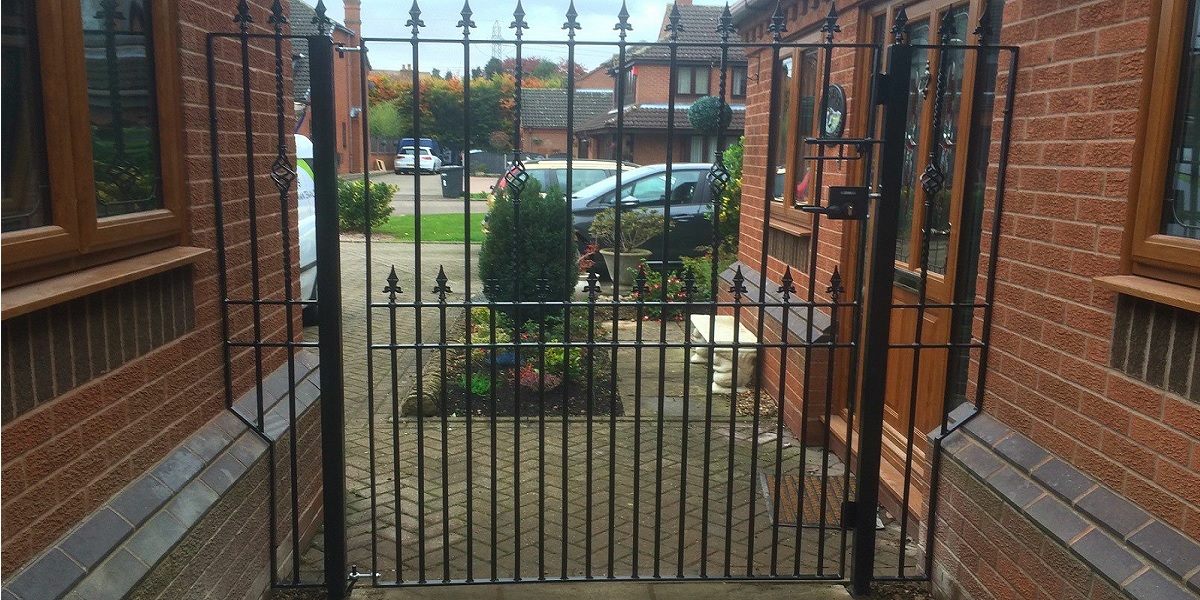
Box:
[317,0,729,74]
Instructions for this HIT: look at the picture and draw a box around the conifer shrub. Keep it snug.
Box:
[478,177,576,323]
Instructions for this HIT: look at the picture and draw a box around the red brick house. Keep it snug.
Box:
[517,88,614,158]
[1,1,322,598]
[730,0,1198,598]
[578,0,749,165]
[292,0,367,175]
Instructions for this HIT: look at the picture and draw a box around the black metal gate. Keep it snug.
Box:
[207,1,1016,598]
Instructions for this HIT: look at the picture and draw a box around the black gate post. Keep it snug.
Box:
[851,38,912,597]
[309,29,347,600]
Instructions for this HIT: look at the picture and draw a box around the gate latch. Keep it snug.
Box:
[799,186,869,220]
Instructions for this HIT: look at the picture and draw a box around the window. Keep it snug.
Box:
[1,0,184,288]
[731,67,747,98]
[1129,0,1200,288]
[676,66,710,95]
[769,40,822,230]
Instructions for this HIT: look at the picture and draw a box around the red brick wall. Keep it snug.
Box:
[631,63,735,105]
[933,455,1126,600]
[522,128,570,156]
[976,0,1200,540]
[0,0,304,575]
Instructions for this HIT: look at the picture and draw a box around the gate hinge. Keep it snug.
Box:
[346,564,379,596]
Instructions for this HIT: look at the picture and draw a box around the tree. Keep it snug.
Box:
[367,100,407,139]
[431,68,441,79]
[484,57,503,78]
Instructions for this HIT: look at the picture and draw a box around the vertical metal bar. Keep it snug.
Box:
[437,270,452,583]
[852,39,913,598]
[309,31,347,600]
[660,5,681,580]
[511,7,526,578]
[562,6,580,579]
[206,35,234,418]
[407,9,428,581]
[900,15,955,577]
[840,42,886,580]
[812,17,843,577]
[610,13,631,578]
[769,269,795,576]
[238,11,276,582]
[269,4,301,582]
[459,4,476,583]
[354,36,381,588]
[389,274,403,583]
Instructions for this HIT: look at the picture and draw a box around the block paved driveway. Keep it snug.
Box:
[299,240,918,586]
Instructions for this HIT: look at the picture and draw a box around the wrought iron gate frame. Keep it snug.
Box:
[205,1,1018,598]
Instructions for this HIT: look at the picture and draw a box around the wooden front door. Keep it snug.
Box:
[878,2,980,512]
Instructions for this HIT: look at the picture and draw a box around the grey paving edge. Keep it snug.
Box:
[944,420,1198,600]
[3,354,320,600]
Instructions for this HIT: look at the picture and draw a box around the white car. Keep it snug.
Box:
[395,146,443,174]
[295,134,318,324]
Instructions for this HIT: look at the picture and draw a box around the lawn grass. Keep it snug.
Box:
[377,213,485,242]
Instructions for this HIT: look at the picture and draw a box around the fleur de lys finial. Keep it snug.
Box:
[483,278,499,298]
[584,271,602,299]
[682,267,697,299]
[633,265,650,297]
[826,266,844,299]
[563,1,581,35]
[268,0,287,27]
[974,4,994,45]
[821,2,840,42]
[730,266,748,299]
[458,0,476,34]
[234,0,252,31]
[939,8,956,45]
[511,0,529,36]
[768,1,787,42]
[615,2,633,37]
[383,266,403,299]
[717,3,736,42]
[665,2,683,41]
[779,267,796,298]
[313,0,332,36]
[432,266,452,298]
[405,0,424,35]
[892,6,908,44]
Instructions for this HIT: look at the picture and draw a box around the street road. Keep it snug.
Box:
[361,171,496,216]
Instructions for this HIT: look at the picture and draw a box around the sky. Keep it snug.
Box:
[316,0,731,76]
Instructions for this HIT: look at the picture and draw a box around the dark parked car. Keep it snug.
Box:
[571,163,716,276]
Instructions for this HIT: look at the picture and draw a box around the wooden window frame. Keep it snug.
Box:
[731,67,748,98]
[769,36,822,233]
[676,66,711,96]
[860,0,981,303]
[1126,0,1200,289]
[2,0,186,289]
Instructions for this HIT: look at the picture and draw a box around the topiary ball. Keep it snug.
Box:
[688,96,733,135]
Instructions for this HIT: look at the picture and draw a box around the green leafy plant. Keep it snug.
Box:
[589,208,672,253]
[478,177,577,323]
[541,346,585,381]
[457,372,495,396]
[631,267,691,320]
[338,179,397,233]
[710,137,743,256]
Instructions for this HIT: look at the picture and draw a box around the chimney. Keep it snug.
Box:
[343,0,361,41]
[675,0,692,5]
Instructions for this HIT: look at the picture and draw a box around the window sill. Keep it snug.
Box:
[1094,275,1200,314]
[1,246,210,321]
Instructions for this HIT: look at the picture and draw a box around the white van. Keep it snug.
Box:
[296,134,318,324]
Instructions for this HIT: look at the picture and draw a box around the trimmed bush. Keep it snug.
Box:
[338,179,396,233]
[478,177,576,323]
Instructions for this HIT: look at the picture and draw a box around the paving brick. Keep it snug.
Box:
[5,548,85,600]
[59,508,132,569]
[1127,521,1200,580]
[1071,529,1146,587]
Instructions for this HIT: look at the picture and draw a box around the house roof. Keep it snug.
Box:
[519,89,614,129]
[575,103,746,134]
[289,0,352,103]
[627,3,747,64]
